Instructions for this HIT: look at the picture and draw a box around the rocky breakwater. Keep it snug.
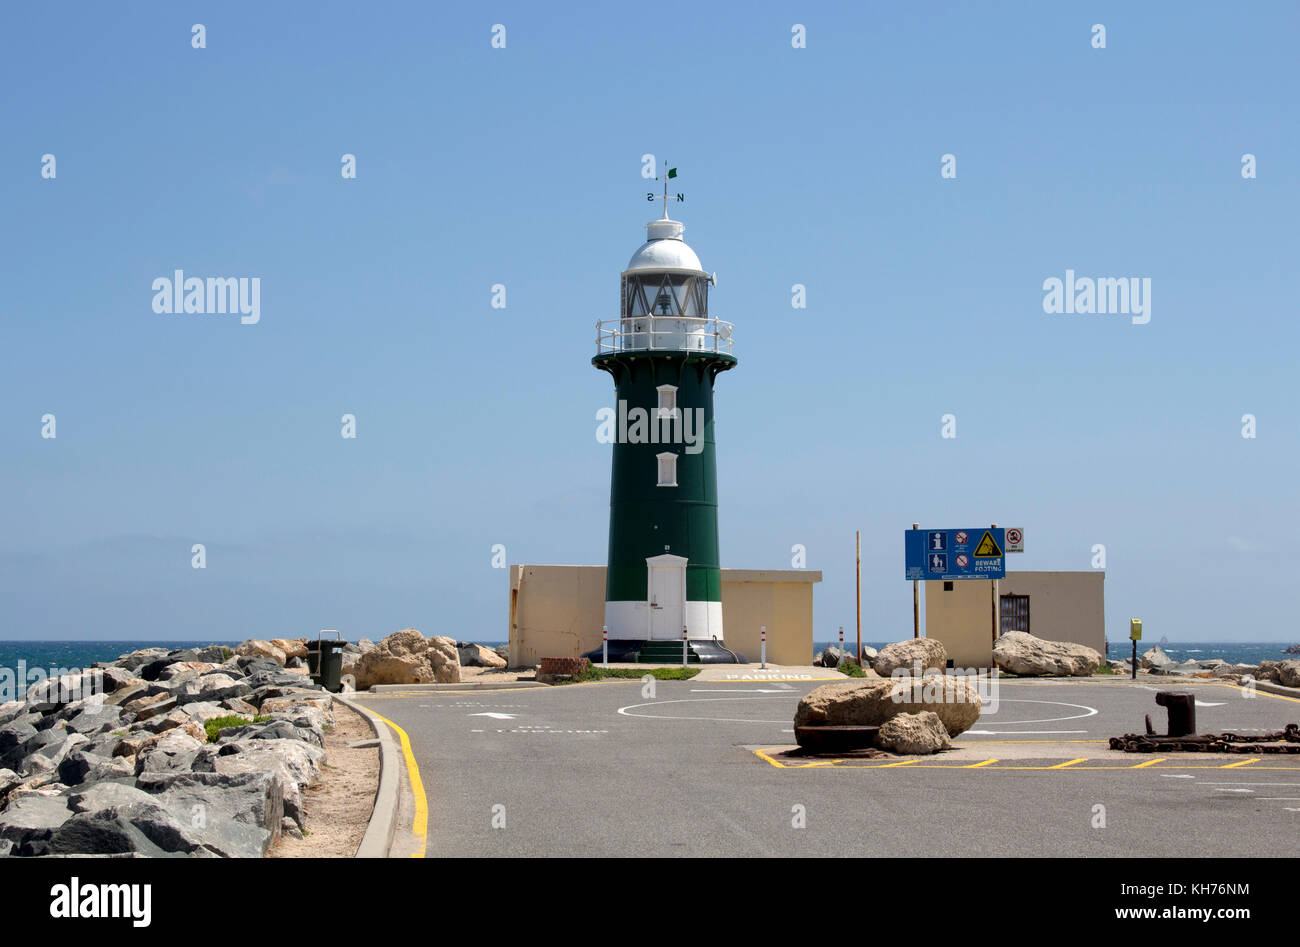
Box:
[0,640,334,858]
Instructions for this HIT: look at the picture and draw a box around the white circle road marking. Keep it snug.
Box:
[618,696,798,724]
[980,699,1099,725]
[616,696,1099,728]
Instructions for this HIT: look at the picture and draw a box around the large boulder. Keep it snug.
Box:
[993,631,1101,677]
[0,794,74,856]
[875,711,951,755]
[872,638,948,676]
[794,675,981,737]
[1277,659,1300,688]
[271,639,308,661]
[353,629,461,688]
[1140,646,1177,670]
[234,640,287,666]
[457,642,507,669]
[136,770,286,858]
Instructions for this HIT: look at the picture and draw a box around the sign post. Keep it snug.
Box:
[602,625,608,667]
[911,523,920,639]
[1130,618,1142,681]
[855,531,862,666]
[760,625,767,669]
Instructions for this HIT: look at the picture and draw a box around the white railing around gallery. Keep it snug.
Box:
[595,315,735,356]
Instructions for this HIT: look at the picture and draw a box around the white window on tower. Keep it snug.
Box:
[656,452,678,488]
[656,384,678,420]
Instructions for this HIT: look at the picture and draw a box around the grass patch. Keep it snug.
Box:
[557,665,701,684]
[837,659,867,678]
[1094,664,1119,675]
[204,714,269,743]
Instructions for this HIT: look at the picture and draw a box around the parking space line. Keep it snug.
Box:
[1048,758,1087,769]
[1220,758,1260,768]
[1131,757,1167,768]
[964,759,998,768]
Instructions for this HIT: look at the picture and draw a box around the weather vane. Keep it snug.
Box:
[647,163,684,217]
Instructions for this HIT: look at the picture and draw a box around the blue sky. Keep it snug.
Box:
[2,2,1297,643]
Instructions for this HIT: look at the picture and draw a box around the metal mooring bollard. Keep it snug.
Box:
[1155,691,1197,737]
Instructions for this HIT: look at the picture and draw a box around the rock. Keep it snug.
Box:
[135,728,205,775]
[235,640,287,666]
[271,639,308,661]
[93,666,142,693]
[114,648,171,673]
[794,675,981,737]
[0,794,73,856]
[172,673,252,707]
[1256,661,1280,682]
[457,642,507,669]
[157,661,220,681]
[353,629,461,688]
[219,696,259,717]
[1212,663,1254,679]
[23,731,90,776]
[993,631,1102,677]
[872,638,948,676]
[193,738,324,830]
[136,770,286,858]
[1278,659,1300,688]
[122,692,177,721]
[56,749,134,787]
[1284,645,1300,655]
[105,681,160,707]
[48,797,216,857]
[356,638,375,654]
[817,646,853,668]
[494,644,510,664]
[65,705,122,736]
[25,671,105,709]
[67,781,156,813]
[0,701,28,727]
[1140,646,1177,670]
[875,711,952,755]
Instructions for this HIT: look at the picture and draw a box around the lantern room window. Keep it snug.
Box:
[622,274,708,318]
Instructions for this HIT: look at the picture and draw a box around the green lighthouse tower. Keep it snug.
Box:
[592,187,740,662]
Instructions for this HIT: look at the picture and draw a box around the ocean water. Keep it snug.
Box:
[812,640,1296,666]
[0,639,509,675]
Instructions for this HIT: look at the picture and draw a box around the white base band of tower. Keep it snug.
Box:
[604,600,724,641]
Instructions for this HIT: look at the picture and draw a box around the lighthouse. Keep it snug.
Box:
[591,179,742,664]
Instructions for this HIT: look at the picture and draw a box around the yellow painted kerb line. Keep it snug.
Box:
[366,707,429,858]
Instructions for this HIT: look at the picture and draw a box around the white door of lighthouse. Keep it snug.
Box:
[646,554,687,640]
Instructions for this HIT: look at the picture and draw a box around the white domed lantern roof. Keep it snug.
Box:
[624,217,708,277]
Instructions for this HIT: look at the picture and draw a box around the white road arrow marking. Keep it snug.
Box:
[1194,700,1226,707]
[469,712,517,719]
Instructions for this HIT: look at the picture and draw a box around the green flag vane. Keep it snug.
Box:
[653,164,682,218]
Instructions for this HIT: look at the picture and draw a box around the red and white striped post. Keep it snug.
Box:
[602,625,608,667]
[682,626,689,667]
[761,625,767,669]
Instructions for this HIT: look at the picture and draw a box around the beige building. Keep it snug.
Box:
[508,565,821,667]
[925,571,1105,668]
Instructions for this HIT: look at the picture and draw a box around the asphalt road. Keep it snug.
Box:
[354,677,1300,857]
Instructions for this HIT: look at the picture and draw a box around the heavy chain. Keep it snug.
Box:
[1109,724,1300,754]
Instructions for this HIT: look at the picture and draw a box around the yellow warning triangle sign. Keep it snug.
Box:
[973,531,1003,557]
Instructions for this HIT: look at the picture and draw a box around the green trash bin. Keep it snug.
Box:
[305,633,347,692]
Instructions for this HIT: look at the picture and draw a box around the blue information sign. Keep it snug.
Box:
[905,528,1006,581]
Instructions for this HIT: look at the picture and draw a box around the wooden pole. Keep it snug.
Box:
[855,530,862,665]
[912,523,920,639]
